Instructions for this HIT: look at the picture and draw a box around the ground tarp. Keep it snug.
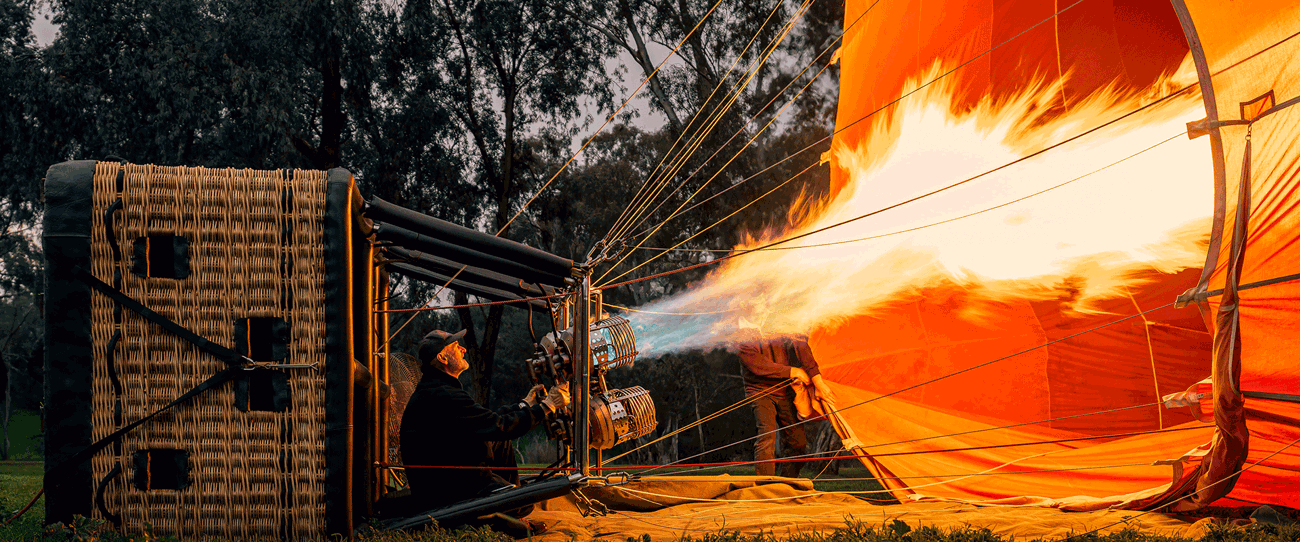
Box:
[531,476,1222,540]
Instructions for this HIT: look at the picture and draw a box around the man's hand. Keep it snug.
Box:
[523,384,546,407]
[811,374,837,404]
[789,367,810,386]
[541,382,571,414]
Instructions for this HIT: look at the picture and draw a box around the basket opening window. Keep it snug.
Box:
[235,317,290,362]
[132,449,190,491]
[130,234,190,279]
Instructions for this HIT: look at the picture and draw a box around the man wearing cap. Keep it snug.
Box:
[399,328,570,512]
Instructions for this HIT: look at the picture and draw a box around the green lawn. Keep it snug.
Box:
[0,461,44,541]
[4,409,43,461]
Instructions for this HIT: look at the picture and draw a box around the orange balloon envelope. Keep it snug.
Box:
[821,0,1300,510]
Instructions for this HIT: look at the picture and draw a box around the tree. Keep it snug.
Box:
[4,0,845,461]
[36,0,388,171]
[391,0,619,405]
[0,0,51,461]
[549,0,843,299]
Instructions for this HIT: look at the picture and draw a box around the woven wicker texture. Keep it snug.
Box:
[89,163,330,540]
[385,352,421,464]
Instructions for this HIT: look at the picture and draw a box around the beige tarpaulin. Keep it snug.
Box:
[529,476,1223,540]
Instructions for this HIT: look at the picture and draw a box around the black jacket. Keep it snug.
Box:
[399,368,546,505]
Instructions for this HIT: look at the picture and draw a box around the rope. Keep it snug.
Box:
[598,41,837,284]
[596,22,1300,288]
[639,301,1179,474]
[791,462,1159,482]
[375,291,569,313]
[496,0,727,237]
[605,302,737,316]
[598,75,1195,291]
[600,0,820,260]
[617,460,1169,502]
[606,0,883,251]
[600,160,820,287]
[609,0,818,245]
[379,0,738,345]
[812,449,844,480]
[627,131,1186,255]
[603,380,796,464]
[376,267,468,355]
[599,0,1089,282]
[610,510,723,533]
[2,488,42,525]
[603,0,797,245]
[1060,437,1300,541]
[602,0,801,247]
[648,426,1209,479]
[375,462,572,471]
[651,401,1176,476]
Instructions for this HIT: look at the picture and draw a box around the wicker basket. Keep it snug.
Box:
[45,161,364,539]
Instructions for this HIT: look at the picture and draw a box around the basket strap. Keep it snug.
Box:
[75,267,248,365]
[45,268,249,485]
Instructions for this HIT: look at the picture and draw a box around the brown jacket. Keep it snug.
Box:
[733,330,820,397]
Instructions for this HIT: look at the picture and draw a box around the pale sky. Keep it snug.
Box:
[21,4,677,142]
[32,6,57,46]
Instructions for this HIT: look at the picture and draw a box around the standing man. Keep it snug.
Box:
[733,298,836,478]
[399,329,570,512]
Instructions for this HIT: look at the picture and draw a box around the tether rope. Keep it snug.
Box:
[596,0,1089,283]
[600,0,821,262]
[605,302,737,315]
[639,301,1178,474]
[376,268,469,355]
[619,500,1055,521]
[1060,437,1300,541]
[604,0,813,247]
[604,380,796,464]
[620,458,1157,501]
[605,0,829,247]
[375,291,569,313]
[605,0,883,250]
[380,424,1201,474]
[610,510,724,533]
[495,0,726,237]
[627,131,1186,255]
[790,462,1160,482]
[602,160,820,287]
[646,399,1190,476]
[648,426,1208,480]
[376,0,727,348]
[598,75,1196,290]
[598,31,839,283]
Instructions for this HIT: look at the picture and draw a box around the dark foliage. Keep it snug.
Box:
[1,0,841,464]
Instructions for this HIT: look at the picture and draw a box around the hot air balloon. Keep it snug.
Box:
[802,0,1300,510]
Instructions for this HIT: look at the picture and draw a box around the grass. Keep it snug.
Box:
[5,409,43,461]
[1,461,45,541]
[4,460,1297,542]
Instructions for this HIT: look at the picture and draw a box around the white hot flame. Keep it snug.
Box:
[627,58,1211,356]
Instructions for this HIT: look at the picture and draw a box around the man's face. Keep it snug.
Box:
[441,341,469,375]
[750,296,772,327]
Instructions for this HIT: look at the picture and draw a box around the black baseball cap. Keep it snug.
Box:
[418,329,467,363]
